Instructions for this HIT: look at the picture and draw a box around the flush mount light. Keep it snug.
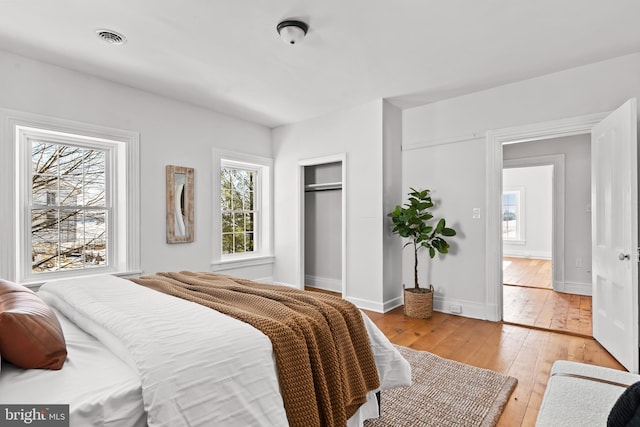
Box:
[96,29,127,45]
[276,20,308,45]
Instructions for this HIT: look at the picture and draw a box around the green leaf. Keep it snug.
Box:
[388,205,402,217]
[388,187,456,260]
[442,227,457,236]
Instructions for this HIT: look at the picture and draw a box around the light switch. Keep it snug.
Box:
[472,208,481,219]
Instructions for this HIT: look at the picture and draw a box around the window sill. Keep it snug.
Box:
[211,255,275,271]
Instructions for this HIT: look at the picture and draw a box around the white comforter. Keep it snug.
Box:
[0,307,146,427]
[39,274,410,427]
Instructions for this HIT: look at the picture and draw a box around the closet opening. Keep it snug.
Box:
[298,155,346,297]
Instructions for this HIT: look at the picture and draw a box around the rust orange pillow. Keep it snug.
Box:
[0,279,67,370]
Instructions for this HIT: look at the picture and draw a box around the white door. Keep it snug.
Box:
[592,98,639,373]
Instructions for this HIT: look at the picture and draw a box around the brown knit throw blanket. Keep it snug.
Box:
[131,271,380,427]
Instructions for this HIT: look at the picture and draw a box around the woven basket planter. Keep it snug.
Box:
[403,285,434,319]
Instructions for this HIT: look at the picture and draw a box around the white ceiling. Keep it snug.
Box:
[1,1,639,128]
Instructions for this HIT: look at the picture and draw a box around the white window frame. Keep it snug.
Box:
[502,187,525,244]
[0,109,140,286]
[212,150,273,270]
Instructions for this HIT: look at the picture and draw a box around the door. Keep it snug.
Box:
[591,98,639,373]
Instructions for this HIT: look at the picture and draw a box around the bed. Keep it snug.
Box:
[0,273,411,427]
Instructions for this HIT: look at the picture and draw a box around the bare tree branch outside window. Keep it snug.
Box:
[31,141,108,273]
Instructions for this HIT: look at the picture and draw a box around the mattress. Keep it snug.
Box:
[1,274,410,427]
[0,308,146,427]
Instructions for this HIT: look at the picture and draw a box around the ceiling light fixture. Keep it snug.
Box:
[96,29,127,45]
[276,20,308,45]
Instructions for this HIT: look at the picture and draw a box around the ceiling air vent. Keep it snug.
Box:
[96,30,127,45]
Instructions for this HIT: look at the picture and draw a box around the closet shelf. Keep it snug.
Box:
[304,182,342,192]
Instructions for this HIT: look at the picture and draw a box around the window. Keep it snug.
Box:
[31,141,109,273]
[1,110,140,284]
[221,166,256,255]
[212,151,272,270]
[502,189,523,242]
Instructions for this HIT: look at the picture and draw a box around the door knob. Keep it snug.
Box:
[619,253,631,261]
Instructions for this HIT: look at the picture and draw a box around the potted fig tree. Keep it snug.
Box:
[388,188,457,319]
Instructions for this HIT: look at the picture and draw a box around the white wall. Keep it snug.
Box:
[503,134,592,288]
[403,138,486,316]
[403,52,640,320]
[0,49,273,281]
[272,99,403,311]
[502,165,553,259]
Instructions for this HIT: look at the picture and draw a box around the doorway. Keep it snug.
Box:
[502,164,555,328]
[500,137,593,336]
[486,101,639,373]
[483,114,606,318]
[297,154,347,296]
[502,164,554,289]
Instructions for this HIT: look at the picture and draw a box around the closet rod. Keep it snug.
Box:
[305,187,342,193]
[304,182,342,192]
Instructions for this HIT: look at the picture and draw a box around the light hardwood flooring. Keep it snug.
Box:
[503,257,552,289]
[363,308,623,427]
[503,285,592,337]
[305,286,611,425]
[502,256,592,336]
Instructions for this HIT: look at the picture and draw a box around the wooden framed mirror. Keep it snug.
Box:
[166,165,194,243]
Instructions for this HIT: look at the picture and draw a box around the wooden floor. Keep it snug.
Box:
[503,257,552,289]
[503,285,593,337]
[305,286,608,425]
[502,256,593,336]
[363,308,624,427]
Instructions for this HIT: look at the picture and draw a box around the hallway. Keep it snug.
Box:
[503,257,552,289]
[503,257,592,336]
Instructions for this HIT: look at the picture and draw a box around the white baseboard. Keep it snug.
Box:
[282,278,491,319]
[433,295,488,320]
[254,277,274,284]
[304,275,342,293]
[345,295,404,313]
[503,250,552,260]
[561,281,592,296]
[345,296,384,313]
[485,302,501,322]
[383,296,403,312]
[349,294,492,318]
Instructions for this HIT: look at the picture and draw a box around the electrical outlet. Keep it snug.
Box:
[472,208,481,219]
[450,304,462,314]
